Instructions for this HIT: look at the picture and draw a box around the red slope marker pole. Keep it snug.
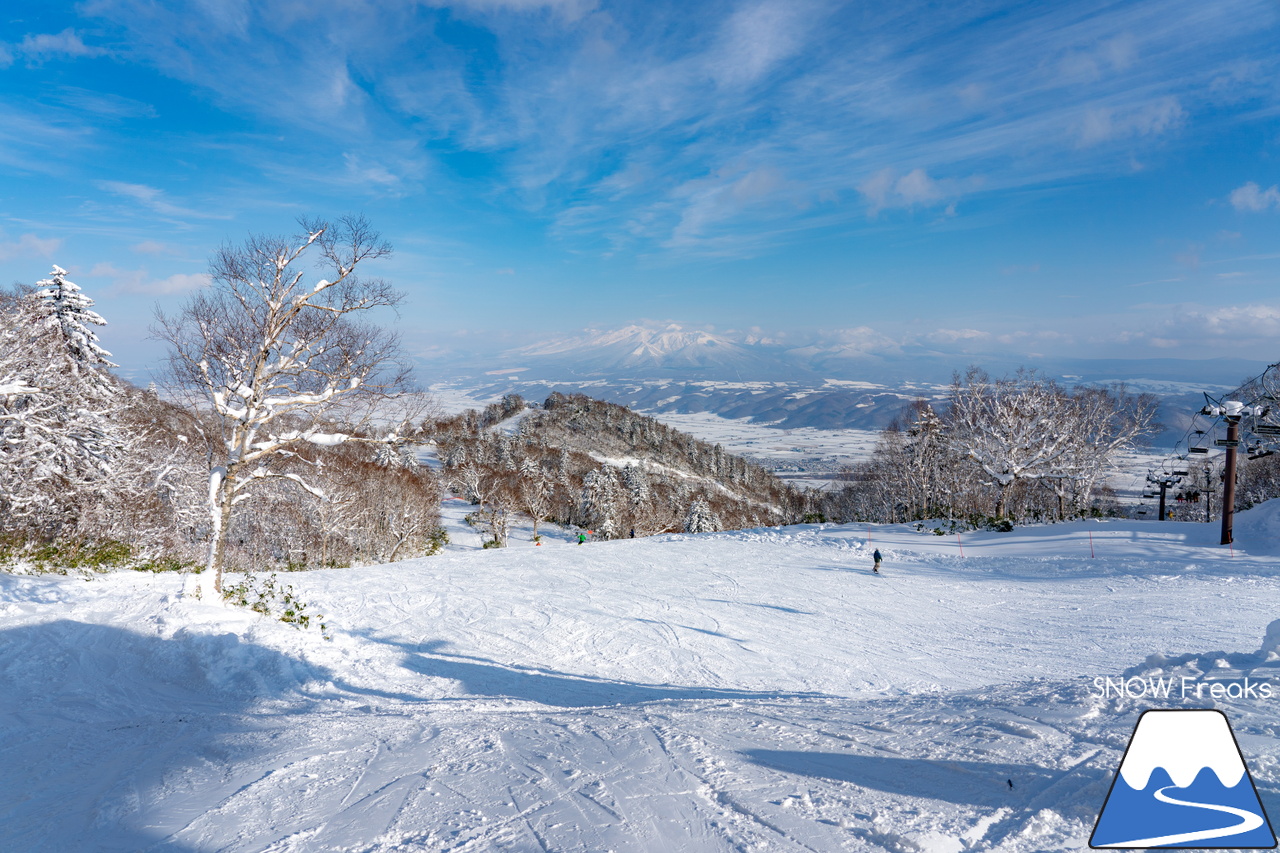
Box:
[1089,530,1095,559]
[956,533,965,557]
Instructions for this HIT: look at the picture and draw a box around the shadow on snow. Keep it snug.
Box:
[742,749,1109,809]
[361,633,826,708]
[0,619,317,853]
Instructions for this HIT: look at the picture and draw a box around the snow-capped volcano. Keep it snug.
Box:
[506,324,807,378]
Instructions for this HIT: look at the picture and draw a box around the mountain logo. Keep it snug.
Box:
[1091,709,1276,848]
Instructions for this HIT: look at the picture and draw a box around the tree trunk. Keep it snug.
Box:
[198,469,234,600]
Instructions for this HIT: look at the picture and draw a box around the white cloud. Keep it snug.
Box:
[709,0,814,88]
[131,240,177,255]
[423,0,596,16]
[144,273,213,295]
[925,328,991,344]
[0,233,62,262]
[1149,303,1280,349]
[1078,97,1184,146]
[17,29,106,61]
[1228,181,1280,212]
[859,167,964,215]
[91,262,211,295]
[895,169,944,206]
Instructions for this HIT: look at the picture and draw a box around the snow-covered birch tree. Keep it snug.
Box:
[947,368,1078,518]
[517,455,551,538]
[945,368,1159,520]
[153,216,414,598]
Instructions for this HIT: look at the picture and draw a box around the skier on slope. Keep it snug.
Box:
[872,548,882,574]
[577,532,587,545]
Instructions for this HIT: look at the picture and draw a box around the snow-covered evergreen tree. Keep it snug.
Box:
[581,467,620,539]
[683,498,720,534]
[0,281,120,533]
[33,265,117,384]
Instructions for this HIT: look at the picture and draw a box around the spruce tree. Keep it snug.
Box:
[33,265,117,383]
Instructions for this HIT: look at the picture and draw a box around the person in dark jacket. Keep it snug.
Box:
[872,549,882,573]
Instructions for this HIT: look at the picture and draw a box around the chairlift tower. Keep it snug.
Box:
[1146,473,1178,521]
[1202,400,1269,545]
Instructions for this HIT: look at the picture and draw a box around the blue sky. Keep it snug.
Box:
[3,0,1280,373]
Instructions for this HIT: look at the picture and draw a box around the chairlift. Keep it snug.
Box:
[1194,430,1206,436]
[1173,470,1189,476]
[1189,447,1209,454]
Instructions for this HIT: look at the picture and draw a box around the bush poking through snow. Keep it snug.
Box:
[0,535,193,575]
[222,572,331,639]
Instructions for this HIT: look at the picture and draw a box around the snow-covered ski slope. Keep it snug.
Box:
[4,506,1280,852]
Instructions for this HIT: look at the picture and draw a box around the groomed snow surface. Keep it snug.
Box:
[5,504,1280,852]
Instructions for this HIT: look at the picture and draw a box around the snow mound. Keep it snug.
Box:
[1123,618,1280,681]
[1233,498,1280,555]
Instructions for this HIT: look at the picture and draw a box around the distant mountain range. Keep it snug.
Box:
[486,323,1266,387]
[420,323,1271,445]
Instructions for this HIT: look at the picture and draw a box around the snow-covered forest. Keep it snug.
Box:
[427,391,802,546]
[5,226,1280,583]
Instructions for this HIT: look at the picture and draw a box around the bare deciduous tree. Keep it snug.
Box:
[154,215,415,598]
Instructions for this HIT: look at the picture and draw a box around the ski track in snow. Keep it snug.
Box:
[3,514,1280,852]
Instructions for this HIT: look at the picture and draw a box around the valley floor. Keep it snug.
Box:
[3,509,1280,851]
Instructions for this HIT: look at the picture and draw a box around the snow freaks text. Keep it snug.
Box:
[1093,676,1275,700]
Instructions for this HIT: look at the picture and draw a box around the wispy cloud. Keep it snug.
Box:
[51,87,156,120]
[93,181,226,220]
[72,0,1280,255]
